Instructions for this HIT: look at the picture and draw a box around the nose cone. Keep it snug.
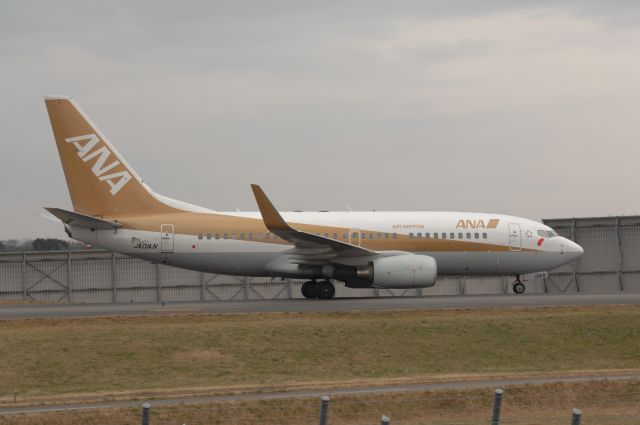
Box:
[566,239,584,260]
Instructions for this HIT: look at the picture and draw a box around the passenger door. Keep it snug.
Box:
[508,223,521,251]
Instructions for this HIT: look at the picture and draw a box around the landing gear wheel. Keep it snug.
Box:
[318,281,336,299]
[301,281,311,298]
[513,282,526,294]
[301,281,320,299]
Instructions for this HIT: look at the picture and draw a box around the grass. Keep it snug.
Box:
[0,306,639,400]
[2,380,640,425]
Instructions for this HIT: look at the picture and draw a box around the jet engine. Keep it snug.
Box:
[355,254,437,289]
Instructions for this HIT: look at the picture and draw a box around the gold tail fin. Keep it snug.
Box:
[44,96,174,217]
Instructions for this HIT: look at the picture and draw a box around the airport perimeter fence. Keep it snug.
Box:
[130,388,640,425]
[0,215,639,303]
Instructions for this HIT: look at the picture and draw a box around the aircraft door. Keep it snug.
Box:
[349,228,361,246]
[161,224,174,253]
[508,223,521,251]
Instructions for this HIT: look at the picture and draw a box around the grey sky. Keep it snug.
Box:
[2,1,640,239]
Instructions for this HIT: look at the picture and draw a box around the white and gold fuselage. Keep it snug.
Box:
[70,209,582,278]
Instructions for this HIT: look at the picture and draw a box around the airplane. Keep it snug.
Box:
[43,96,584,299]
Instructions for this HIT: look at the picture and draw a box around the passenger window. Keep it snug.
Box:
[333,233,338,239]
[232,234,237,240]
[433,233,438,239]
[343,233,348,240]
[483,233,487,239]
[385,233,389,239]
[223,233,228,240]
[377,233,382,239]
[352,232,358,239]
[215,233,220,239]
[474,233,479,239]
[240,233,245,240]
[248,233,253,240]
[417,232,422,238]
[409,233,414,239]
[198,234,203,240]
[361,232,366,239]
[450,233,455,239]
[206,233,212,240]
[392,233,398,239]
[458,233,463,239]
[369,232,374,239]
[466,233,471,239]
[442,233,447,239]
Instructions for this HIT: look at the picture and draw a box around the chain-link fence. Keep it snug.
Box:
[542,216,640,293]
[1,216,638,303]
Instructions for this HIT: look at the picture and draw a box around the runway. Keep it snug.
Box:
[0,372,637,415]
[1,292,639,320]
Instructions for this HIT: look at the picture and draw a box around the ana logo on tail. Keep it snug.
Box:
[65,134,132,195]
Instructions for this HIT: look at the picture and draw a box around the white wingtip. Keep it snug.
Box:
[44,95,71,100]
[38,211,60,223]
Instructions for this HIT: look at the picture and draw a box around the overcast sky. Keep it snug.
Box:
[2,1,640,239]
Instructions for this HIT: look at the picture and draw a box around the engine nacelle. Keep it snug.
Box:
[356,254,437,289]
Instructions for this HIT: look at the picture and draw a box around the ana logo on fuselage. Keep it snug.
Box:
[65,134,131,195]
[456,219,500,229]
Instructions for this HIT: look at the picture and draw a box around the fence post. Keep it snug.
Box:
[491,389,503,425]
[111,251,117,304]
[155,263,162,303]
[616,217,624,291]
[21,252,27,300]
[141,403,151,425]
[571,219,580,292]
[199,272,205,301]
[318,395,330,425]
[571,408,582,425]
[66,251,72,302]
[381,415,390,425]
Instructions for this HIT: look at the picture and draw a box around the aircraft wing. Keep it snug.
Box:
[250,184,377,262]
[44,207,122,230]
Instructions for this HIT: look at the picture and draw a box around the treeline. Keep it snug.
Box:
[0,238,89,253]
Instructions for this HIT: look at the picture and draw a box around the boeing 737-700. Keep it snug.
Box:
[43,96,583,299]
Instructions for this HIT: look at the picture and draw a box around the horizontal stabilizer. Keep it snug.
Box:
[44,207,122,230]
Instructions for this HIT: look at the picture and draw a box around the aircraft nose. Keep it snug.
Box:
[566,239,584,260]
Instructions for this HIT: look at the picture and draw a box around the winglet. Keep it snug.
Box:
[250,184,291,231]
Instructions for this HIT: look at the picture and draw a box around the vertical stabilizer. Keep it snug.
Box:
[44,96,176,217]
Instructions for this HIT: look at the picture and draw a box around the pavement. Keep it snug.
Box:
[1,372,637,415]
[1,293,639,320]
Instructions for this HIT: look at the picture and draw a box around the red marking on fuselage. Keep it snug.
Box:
[537,238,544,247]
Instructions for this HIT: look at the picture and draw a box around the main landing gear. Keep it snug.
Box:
[301,280,336,299]
[512,276,526,294]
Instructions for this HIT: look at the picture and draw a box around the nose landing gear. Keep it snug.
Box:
[512,276,526,294]
[301,280,336,299]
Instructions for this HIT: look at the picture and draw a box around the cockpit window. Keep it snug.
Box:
[538,229,558,238]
